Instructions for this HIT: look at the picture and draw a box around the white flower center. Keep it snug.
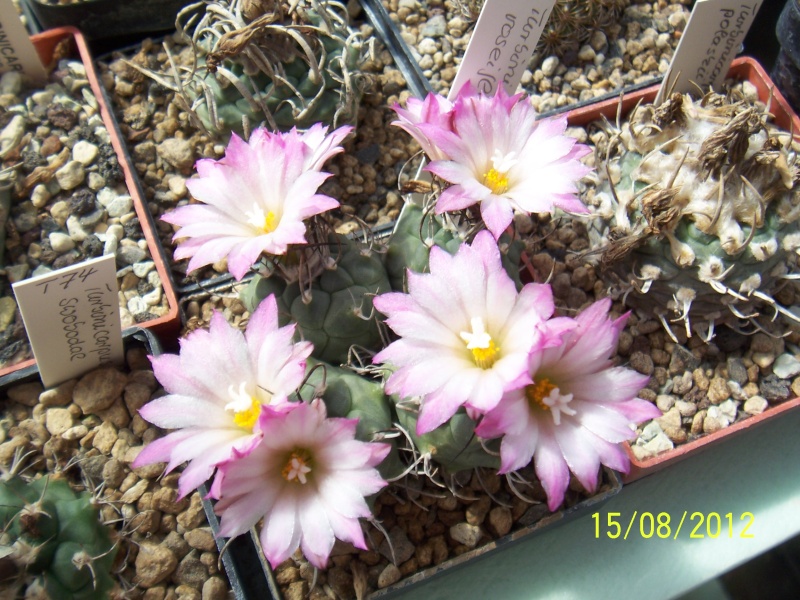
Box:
[491,149,518,173]
[282,451,312,484]
[459,317,499,369]
[526,379,576,426]
[483,150,517,195]
[245,204,279,233]
[541,388,576,426]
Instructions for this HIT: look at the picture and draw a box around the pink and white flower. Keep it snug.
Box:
[373,230,555,434]
[133,295,313,499]
[475,298,661,510]
[214,398,389,569]
[400,86,591,239]
[392,92,455,161]
[163,124,351,280]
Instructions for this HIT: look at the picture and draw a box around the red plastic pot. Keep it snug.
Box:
[0,28,180,382]
[565,56,800,482]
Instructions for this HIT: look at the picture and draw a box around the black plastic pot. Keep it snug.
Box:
[198,483,274,600]
[23,0,192,51]
[773,0,800,113]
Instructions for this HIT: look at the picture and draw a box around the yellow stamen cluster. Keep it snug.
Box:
[526,378,557,410]
[232,398,262,430]
[471,341,500,369]
[281,450,313,484]
[460,317,500,369]
[246,205,279,234]
[483,168,510,195]
[262,210,277,233]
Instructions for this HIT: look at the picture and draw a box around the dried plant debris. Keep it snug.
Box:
[584,84,800,342]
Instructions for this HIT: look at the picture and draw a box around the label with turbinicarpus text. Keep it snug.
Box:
[656,0,761,104]
[448,0,557,101]
[12,254,124,388]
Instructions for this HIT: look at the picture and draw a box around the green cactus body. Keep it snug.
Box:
[0,476,117,600]
[386,202,525,291]
[181,0,364,139]
[394,403,500,473]
[385,203,463,291]
[295,358,403,479]
[588,91,800,339]
[241,234,391,364]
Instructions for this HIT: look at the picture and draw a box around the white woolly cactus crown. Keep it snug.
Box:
[587,88,800,341]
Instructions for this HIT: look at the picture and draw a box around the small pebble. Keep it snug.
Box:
[743,395,768,415]
[772,354,800,379]
[55,160,86,190]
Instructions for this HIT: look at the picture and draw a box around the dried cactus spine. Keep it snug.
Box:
[454,0,631,58]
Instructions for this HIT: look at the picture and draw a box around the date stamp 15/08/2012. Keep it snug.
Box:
[592,512,755,540]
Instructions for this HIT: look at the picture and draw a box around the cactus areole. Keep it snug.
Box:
[588,89,800,341]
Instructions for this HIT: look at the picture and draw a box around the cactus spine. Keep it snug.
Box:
[454,0,631,58]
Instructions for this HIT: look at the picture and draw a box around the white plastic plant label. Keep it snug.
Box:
[12,254,124,388]
[448,0,557,100]
[0,0,48,83]
[656,0,762,104]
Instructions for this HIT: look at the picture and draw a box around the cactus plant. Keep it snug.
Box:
[0,475,117,600]
[297,355,503,476]
[386,201,525,292]
[385,201,467,292]
[586,89,800,340]
[394,403,500,473]
[150,80,646,573]
[138,0,366,139]
[295,358,404,479]
[241,232,392,364]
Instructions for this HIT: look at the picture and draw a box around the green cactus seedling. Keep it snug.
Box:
[296,358,403,480]
[0,475,117,600]
[394,402,500,474]
[385,202,525,292]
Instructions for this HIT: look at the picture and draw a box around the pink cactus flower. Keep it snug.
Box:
[164,124,351,280]
[392,92,455,161]
[373,230,556,434]
[214,398,389,569]
[404,86,591,239]
[133,295,313,499]
[475,298,661,511]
